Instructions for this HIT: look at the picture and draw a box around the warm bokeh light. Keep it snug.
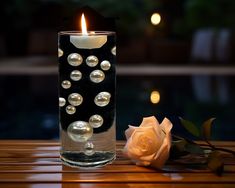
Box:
[150,90,160,104]
[151,13,161,25]
[81,13,88,35]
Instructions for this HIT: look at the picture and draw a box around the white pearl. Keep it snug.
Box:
[89,114,104,128]
[58,48,63,57]
[100,60,111,71]
[70,70,82,81]
[94,92,111,107]
[66,105,76,115]
[68,93,83,106]
[111,46,116,56]
[61,80,71,89]
[67,121,93,142]
[84,141,95,156]
[67,53,83,66]
[59,97,66,107]
[86,55,99,67]
[90,70,105,83]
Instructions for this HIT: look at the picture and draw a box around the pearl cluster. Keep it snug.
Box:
[58,47,115,152]
[59,52,112,115]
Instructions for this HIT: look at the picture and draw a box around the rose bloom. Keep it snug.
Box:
[123,116,173,169]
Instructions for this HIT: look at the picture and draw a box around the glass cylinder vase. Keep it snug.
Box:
[58,31,116,168]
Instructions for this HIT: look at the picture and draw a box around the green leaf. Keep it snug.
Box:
[207,151,224,176]
[170,140,189,159]
[185,143,205,155]
[173,139,187,151]
[179,117,200,137]
[201,118,216,141]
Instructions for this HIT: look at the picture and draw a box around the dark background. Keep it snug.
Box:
[0,0,235,140]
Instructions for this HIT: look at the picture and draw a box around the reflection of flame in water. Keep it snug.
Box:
[150,90,160,104]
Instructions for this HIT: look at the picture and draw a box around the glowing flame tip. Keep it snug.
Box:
[81,13,88,35]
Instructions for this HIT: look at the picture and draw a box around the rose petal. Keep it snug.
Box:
[125,125,137,139]
[139,153,155,162]
[140,116,163,140]
[140,116,159,127]
[124,139,144,158]
[151,133,171,169]
[160,118,173,134]
[131,126,162,153]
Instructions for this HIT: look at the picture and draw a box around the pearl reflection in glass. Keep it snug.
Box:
[68,93,83,106]
[90,70,105,83]
[61,80,71,89]
[66,105,76,115]
[84,141,95,156]
[100,60,111,71]
[89,114,104,128]
[59,97,66,107]
[86,55,99,67]
[70,70,82,81]
[67,53,83,66]
[67,121,93,142]
[94,92,111,107]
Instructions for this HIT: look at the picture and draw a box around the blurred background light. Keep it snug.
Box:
[151,13,161,25]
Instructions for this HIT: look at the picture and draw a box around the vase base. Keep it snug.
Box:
[60,151,116,168]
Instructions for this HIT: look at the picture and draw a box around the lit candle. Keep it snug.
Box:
[70,14,107,49]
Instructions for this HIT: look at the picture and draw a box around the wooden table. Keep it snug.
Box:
[0,140,234,188]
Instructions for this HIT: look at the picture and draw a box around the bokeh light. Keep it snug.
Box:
[151,13,161,25]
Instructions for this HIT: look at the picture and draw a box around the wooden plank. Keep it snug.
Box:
[0,140,234,147]
[0,157,234,165]
[0,151,59,158]
[0,146,60,150]
[0,164,235,173]
[0,140,59,145]
[0,183,234,188]
[0,183,235,188]
[0,172,235,183]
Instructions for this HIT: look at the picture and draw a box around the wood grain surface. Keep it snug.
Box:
[0,140,234,188]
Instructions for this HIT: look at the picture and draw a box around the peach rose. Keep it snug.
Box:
[123,116,173,169]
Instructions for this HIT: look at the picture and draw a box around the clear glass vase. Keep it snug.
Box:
[58,31,116,168]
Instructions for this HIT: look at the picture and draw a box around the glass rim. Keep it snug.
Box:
[59,31,115,36]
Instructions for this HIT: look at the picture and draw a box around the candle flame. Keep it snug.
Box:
[81,13,88,35]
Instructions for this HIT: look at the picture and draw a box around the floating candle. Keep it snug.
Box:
[70,14,107,49]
